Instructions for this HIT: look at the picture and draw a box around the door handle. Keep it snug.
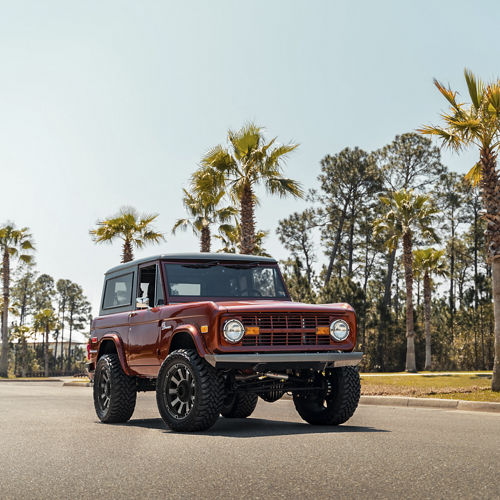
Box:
[129,312,138,318]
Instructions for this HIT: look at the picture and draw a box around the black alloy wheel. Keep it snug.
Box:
[96,368,111,412]
[165,362,196,419]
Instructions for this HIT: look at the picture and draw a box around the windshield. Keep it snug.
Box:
[163,262,289,301]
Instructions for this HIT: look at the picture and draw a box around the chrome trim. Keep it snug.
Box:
[204,351,363,367]
[223,319,245,344]
[330,319,350,341]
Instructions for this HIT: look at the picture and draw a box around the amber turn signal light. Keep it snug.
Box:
[201,325,209,333]
[245,326,260,336]
[316,326,330,336]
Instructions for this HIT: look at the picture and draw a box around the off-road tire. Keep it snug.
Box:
[293,366,360,425]
[93,354,137,423]
[221,392,258,418]
[156,349,224,432]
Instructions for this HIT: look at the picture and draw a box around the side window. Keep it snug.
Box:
[138,265,156,307]
[103,273,134,309]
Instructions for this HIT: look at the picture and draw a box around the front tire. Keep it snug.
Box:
[156,349,223,432]
[93,354,137,423]
[293,367,360,425]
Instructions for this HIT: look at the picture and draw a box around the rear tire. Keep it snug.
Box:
[293,367,360,425]
[93,354,137,423]
[221,392,258,418]
[156,349,224,432]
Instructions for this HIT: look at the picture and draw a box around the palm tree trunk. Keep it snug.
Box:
[44,326,49,377]
[0,249,10,377]
[474,207,479,310]
[449,224,455,341]
[492,258,500,390]
[54,330,58,374]
[67,310,73,373]
[200,226,211,252]
[479,147,500,390]
[402,231,417,372]
[60,306,65,370]
[122,239,134,263]
[423,272,432,370]
[239,183,255,254]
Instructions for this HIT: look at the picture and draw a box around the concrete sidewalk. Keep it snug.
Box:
[360,371,492,377]
[360,395,500,413]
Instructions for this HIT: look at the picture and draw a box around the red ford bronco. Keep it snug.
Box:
[88,253,362,432]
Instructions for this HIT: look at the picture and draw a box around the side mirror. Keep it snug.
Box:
[136,297,150,310]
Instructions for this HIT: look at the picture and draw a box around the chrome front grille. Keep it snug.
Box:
[238,313,340,347]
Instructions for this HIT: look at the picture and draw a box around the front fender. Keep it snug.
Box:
[161,324,208,359]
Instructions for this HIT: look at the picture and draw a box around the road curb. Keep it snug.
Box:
[62,381,92,387]
[0,378,63,383]
[360,395,500,413]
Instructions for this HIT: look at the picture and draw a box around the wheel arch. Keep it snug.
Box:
[97,334,133,376]
[167,326,207,358]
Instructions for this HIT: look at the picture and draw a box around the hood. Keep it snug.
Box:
[214,300,354,314]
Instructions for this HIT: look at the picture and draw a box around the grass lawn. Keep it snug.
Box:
[360,373,500,403]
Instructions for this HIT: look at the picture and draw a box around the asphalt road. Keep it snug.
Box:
[0,382,499,500]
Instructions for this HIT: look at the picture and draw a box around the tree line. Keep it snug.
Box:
[0,225,91,377]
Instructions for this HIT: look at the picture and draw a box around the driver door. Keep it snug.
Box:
[127,263,164,375]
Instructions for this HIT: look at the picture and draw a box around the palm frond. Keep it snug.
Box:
[464,162,483,187]
[433,79,463,113]
[464,68,484,111]
[417,125,463,150]
[486,82,500,115]
[228,122,262,160]
[172,218,191,234]
[265,177,304,198]
[215,206,238,222]
[201,145,236,172]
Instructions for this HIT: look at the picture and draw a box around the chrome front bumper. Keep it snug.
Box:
[204,351,363,369]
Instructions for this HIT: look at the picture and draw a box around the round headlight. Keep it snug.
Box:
[330,319,350,341]
[223,319,245,343]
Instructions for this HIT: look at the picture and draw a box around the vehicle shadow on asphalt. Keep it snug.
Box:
[114,417,389,437]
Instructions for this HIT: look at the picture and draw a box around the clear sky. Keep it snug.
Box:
[1,0,498,314]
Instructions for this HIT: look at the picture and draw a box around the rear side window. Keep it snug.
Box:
[103,273,134,309]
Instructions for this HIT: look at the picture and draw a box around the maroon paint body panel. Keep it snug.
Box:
[88,255,358,379]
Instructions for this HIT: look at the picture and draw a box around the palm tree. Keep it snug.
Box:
[195,123,303,254]
[419,69,500,390]
[215,222,271,257]
[90,206,164,263]
[413,248,447,370]
[172,188,236,252]
[0,224,35,377]
[33,308,58,377]
[374,190,438,372]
